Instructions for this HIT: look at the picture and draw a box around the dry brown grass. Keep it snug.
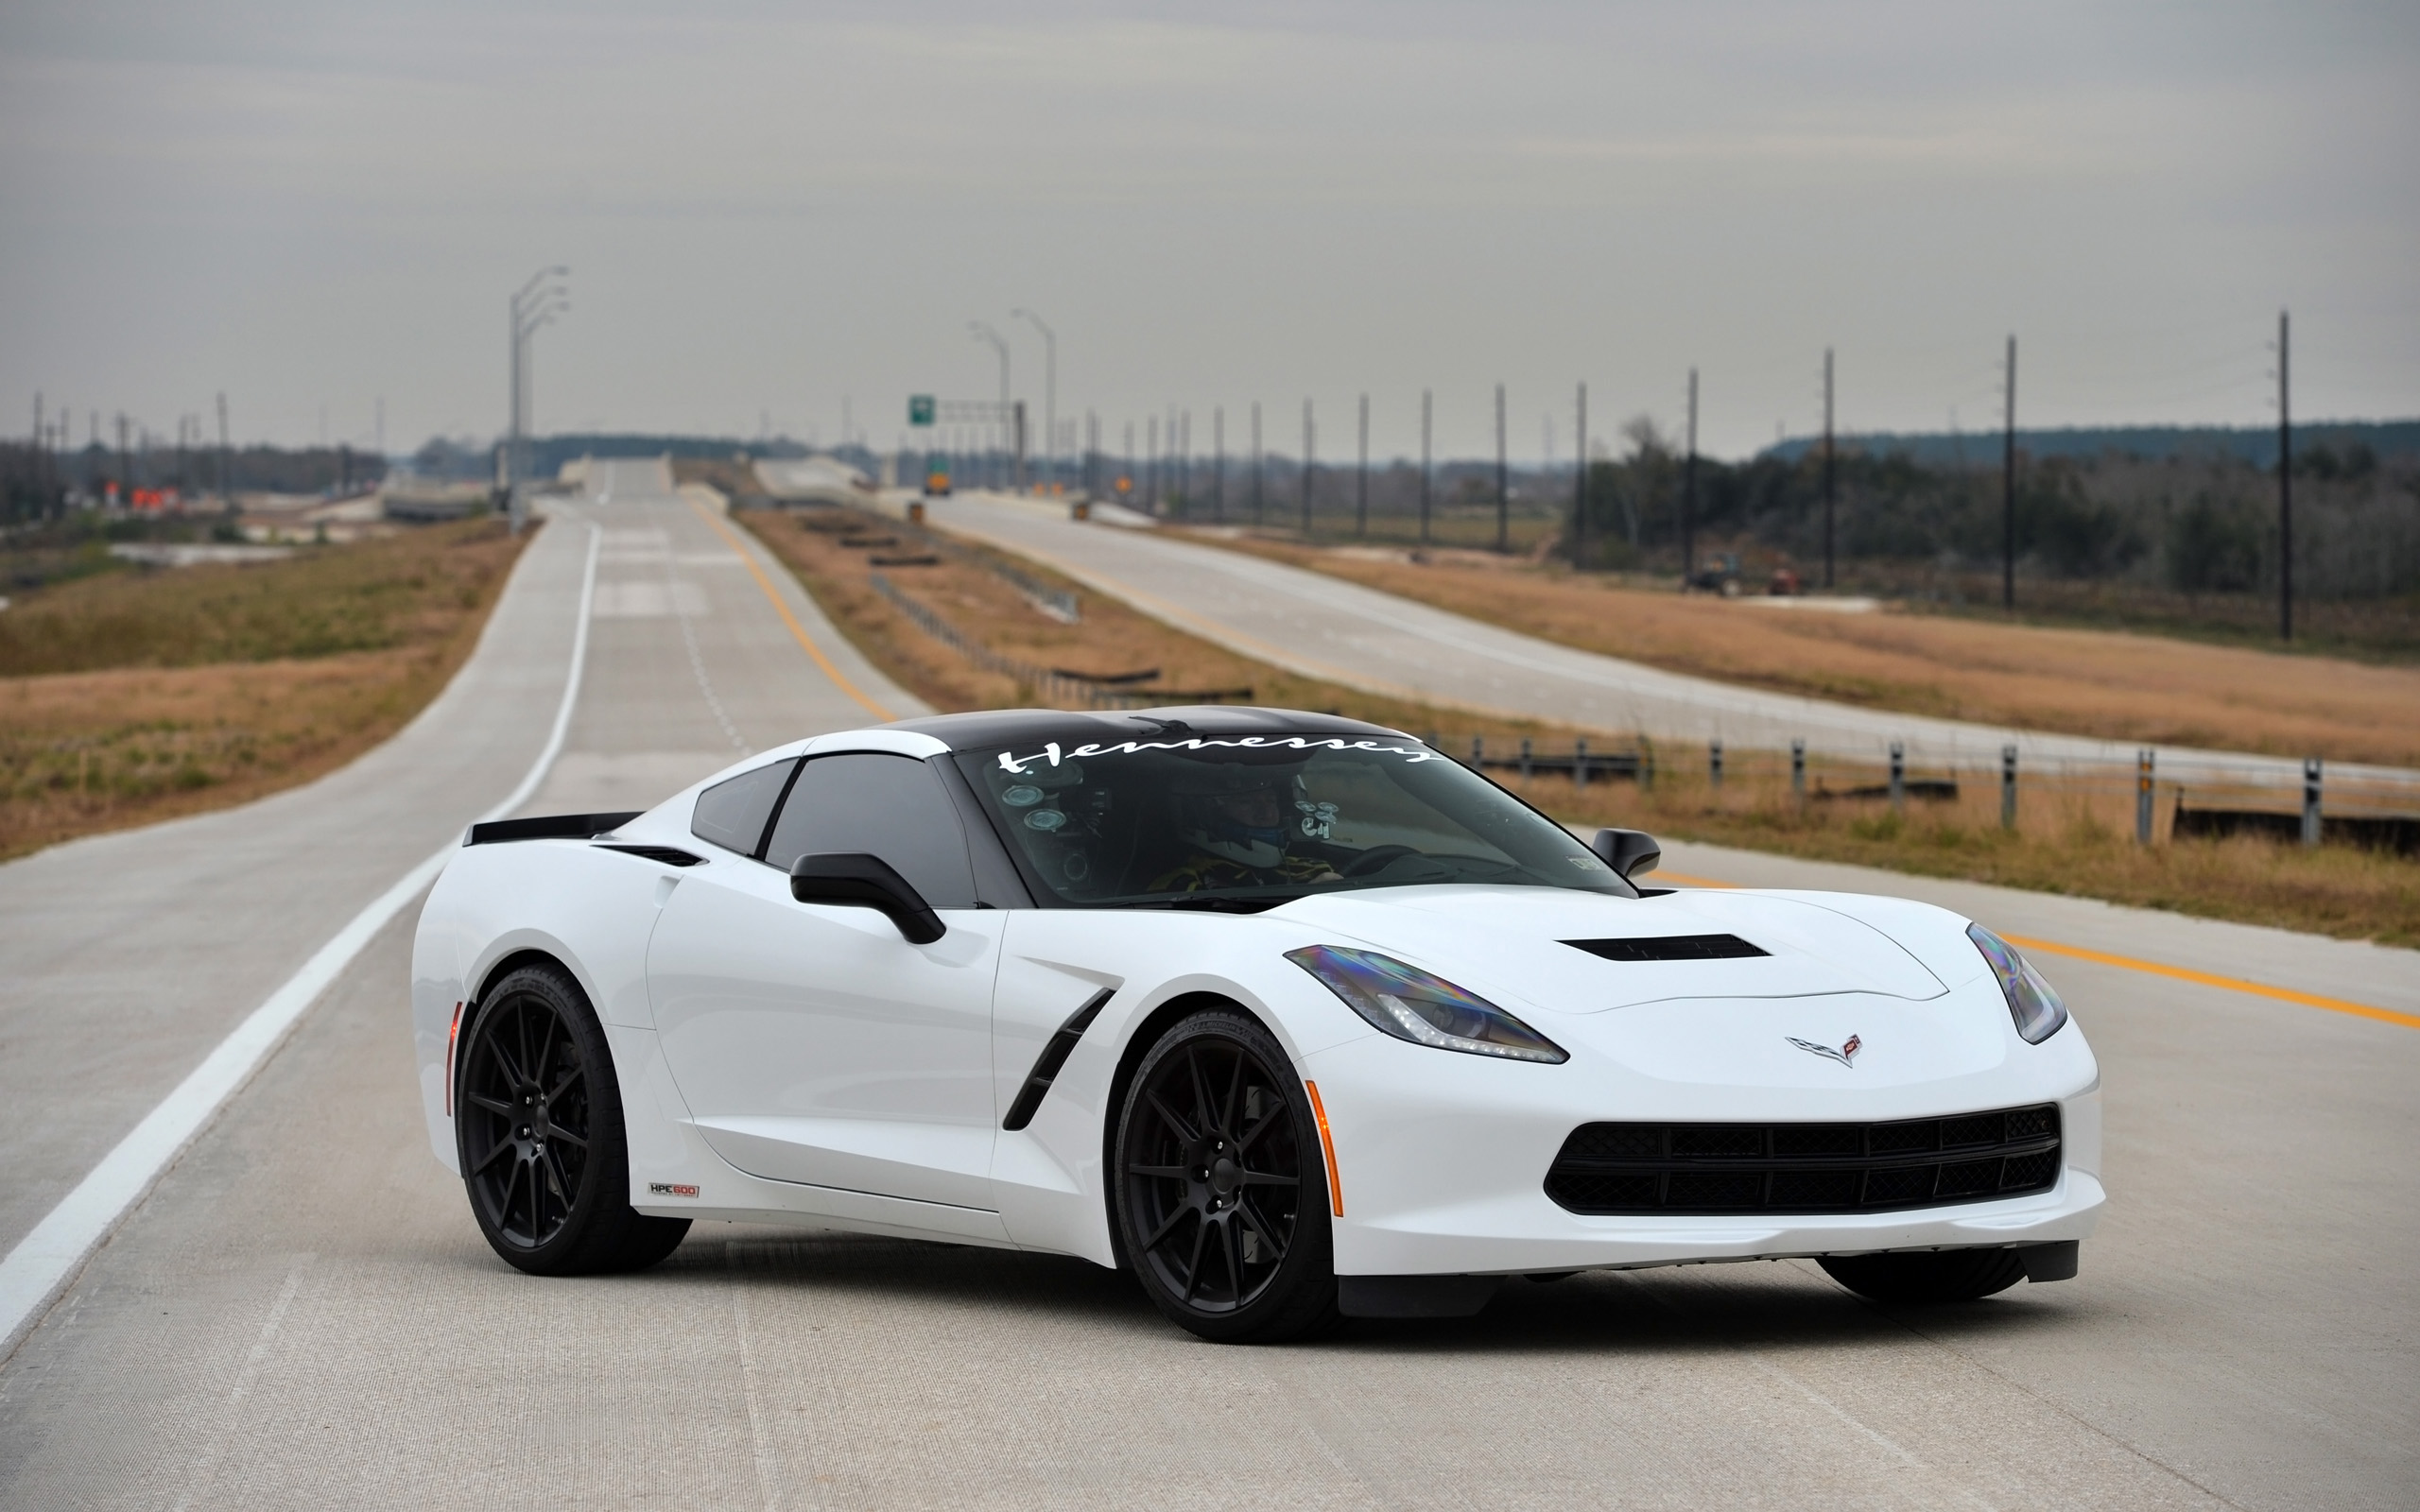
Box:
[0,519,525,860]
[1184,532,2420,767]
[749,506,2419,946]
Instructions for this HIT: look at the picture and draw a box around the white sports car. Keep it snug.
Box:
[412,708,2100,1342]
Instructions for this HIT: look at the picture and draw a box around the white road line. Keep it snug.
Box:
[0,518,603,1361]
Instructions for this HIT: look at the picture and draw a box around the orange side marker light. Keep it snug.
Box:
[1304,1079,1343,1217]
[444,1000,465,1117]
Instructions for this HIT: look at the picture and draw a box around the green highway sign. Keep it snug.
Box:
[908,394,936,426]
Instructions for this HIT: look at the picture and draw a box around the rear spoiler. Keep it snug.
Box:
[464,812,644,846]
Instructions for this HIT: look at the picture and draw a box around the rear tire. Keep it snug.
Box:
[1115,1008,1340,1343]
[1818,1247,2026,1303]
[456,963,690,1276]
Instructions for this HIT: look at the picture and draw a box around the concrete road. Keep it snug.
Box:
[4,465,2416,1508]
[919,490,2420,798]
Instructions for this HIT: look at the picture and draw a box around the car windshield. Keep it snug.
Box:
[955,731,1634,908]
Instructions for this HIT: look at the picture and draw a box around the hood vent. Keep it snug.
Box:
[1564,934,1769,962]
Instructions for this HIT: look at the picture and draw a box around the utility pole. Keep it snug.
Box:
[1570,382,1588,570]
[1684,368,1699,581]
[1356,393,1369,537]
[2278,309,2292,641]
[1822,348,1836,589]
[1420,388,1432,545]
[1146,414,1158,513]
[1084,410,1099,498]
[2003,335,2017,612]
[1300,399,1315,536]
[1252,402,1264,525]
[216,392,230,506]
[1495,383,1509,554]
[115,412,130,501]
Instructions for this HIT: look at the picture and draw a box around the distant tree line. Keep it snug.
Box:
[1566,426,2416,600]
[1150,424,2418,602]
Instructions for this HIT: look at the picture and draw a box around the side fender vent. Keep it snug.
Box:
[1002,988,1115,1131]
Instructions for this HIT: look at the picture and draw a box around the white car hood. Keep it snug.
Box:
[1272,885,1949,1017]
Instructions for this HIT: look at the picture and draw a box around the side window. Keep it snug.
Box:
[690,759,798,856]
[764,753,978,909]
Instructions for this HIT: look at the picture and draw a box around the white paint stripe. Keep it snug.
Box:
[0,518,603,1360]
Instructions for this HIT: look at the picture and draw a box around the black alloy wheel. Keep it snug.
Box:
[1115,1008,1338,1343]
[456,963,690,1276]
[1818,1247,2028,1304]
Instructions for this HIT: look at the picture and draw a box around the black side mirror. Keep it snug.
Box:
[790,852,946,944]
[1589,828,1662,882]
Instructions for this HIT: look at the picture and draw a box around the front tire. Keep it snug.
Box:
[456,963,690,1276]
[1818,1247,2027,1303]
[1115,1008,1339,1343]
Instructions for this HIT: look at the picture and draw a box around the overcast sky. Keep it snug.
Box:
[2,0,2413,460]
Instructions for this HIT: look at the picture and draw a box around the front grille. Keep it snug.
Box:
[1546,1104,2062,1215]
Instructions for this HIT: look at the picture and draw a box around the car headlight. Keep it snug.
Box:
[1967,923,2068,1044]
[1286,945,1567,1063]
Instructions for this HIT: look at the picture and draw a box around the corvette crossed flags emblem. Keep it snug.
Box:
[1788,1033,1862,1067]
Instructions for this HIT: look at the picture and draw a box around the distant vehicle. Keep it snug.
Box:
[1687,551,1745,595]
[1769,564,1804,596]
[412,708,2100,1342]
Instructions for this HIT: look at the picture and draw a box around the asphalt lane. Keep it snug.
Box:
[4,468,2414,1508]
[920,491,2420,796]
[0,500,586,1263]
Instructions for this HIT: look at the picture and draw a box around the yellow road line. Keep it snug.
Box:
[1655,864,2415,1030]
[689,498,895,722]
[1998,934,2420,1031]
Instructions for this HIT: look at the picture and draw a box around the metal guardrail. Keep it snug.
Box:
[1435,734,2416,853]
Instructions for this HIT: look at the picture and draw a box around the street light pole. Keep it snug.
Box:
[507,266,568,532]
[1012,309,1055,491]
[969,321,1011,489]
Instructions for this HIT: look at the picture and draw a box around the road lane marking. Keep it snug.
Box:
[1654,867,2416,1031]
[1997,935,2420,1030]
[688,497,895,721]
[0,520,604,1360]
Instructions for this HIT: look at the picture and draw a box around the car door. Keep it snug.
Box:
[648,750,1003,1211]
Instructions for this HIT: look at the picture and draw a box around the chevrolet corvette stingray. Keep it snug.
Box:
[411,708,2099,1341]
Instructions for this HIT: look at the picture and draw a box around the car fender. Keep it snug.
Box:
[988,909,1379,1260]
[410,837,681,1173]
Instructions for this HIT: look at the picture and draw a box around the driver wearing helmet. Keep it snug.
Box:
[1150,759,1341,893]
